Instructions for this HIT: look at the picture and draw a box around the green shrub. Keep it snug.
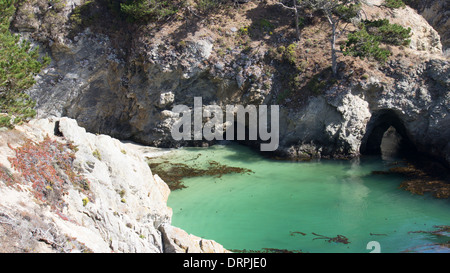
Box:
[334,3,362,22]
[48,0,67,11]
[196,0,222,12]
[277,45,286,54]
[283,43,297,65]
[120,0,182,22]
[0,0,50,128]
[363,19,411,46]
[384,0,405,9]
[70,1,97,30]
[0,115,11,127]
[341,19,411,63]
[341,27,391,63]
[258,18,274,33]
[238,26,249,36]
[92,149,102,160]
[306,74,328,95]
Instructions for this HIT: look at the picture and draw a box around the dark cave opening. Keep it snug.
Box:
[360,110,416,159]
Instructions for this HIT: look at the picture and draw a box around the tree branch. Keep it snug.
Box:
[277,2,297,10]
[186,6,203,19]
[325,12,334,26]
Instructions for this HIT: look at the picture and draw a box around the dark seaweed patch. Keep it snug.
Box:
[311,233,351,244]
[148,160,253,190]
[372,163,450,199]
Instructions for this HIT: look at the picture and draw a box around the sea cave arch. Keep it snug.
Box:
[360,109,416,158]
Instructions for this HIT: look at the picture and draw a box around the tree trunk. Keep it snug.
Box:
[293,0,300,41]
[330,19,337,76]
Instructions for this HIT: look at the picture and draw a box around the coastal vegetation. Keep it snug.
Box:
[0,0,50,128]
[4,136,93,215]
[383,0,405,9]
[341,19,411,63]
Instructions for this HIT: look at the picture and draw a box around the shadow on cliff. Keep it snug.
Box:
[166,10,203,44]
[243,2,300,46]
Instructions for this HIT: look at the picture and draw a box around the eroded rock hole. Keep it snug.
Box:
[361,110,416,159]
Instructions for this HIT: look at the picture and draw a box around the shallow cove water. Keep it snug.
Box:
[156,143,450,253]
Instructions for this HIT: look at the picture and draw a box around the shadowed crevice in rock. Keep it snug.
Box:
[360,109,416,157]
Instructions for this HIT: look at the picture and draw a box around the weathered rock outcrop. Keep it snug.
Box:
[0,117,228,253]
[405,0,450,57]
[363,0,443,55]
[278,58,450,165]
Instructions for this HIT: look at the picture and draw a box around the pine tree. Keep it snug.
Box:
[278,0,361,76]
[277,0,302,41]
[0,0,50,127]
[299,0,361,76]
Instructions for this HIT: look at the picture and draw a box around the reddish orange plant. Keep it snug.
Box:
[7,136,93,213]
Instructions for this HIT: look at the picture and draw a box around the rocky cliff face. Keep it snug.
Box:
[0,117,228,253]
[279,58,450,164]
[406,0,450,57]
[14,0,450,168]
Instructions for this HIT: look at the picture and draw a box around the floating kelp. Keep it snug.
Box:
[371,162,450,199]
[408,225,450,237]
[290,231,307,236]
[288,231,351,244]
[400,178,450,199]
[148,159,253,191]
[230,248,303,253]
[404,225,450,252]
[402,242,450,253]
[312,233,351,244]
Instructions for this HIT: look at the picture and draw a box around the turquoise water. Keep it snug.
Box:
[160,143,450,253]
